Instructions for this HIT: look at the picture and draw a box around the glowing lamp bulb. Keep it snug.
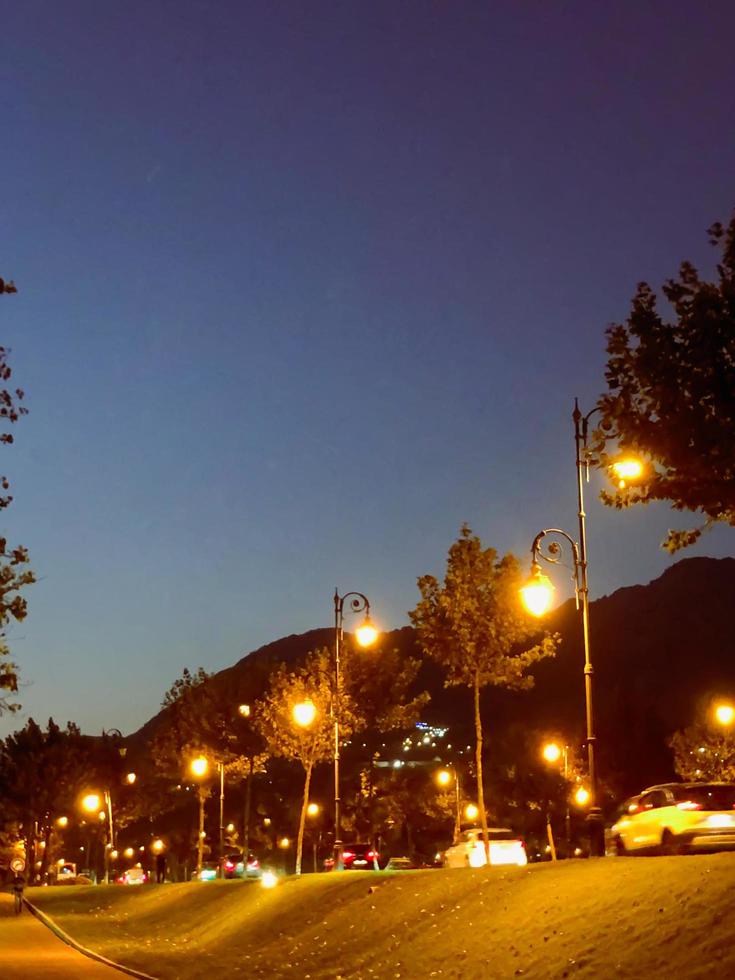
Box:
[355,617,378,648]
[152,839,164,854]
[465,803,479,821]
[293,699,317,728]
[611,457,644,489]
[543,743,562,764]
[575,787,591,807]
[520,564,554,618]
[81,793,101,813]
[715,703,735,727]
[307,802,320,817]
[190,756,209,778]
[436,769,452,787]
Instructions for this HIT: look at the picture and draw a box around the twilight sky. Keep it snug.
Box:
[2,1,734,738]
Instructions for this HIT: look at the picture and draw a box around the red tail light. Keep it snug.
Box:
[367,850,378,859]
[343,851,354,860]
[677,801,701,811]
[225,861,235,869]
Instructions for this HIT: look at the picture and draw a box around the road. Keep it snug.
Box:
[0,892,129,979]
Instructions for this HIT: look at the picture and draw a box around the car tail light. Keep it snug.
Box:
[677,801,701,811]
[367,851,378,859]
[225,861,235,869]
[343,851,354,860]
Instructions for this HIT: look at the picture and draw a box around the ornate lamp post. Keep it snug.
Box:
[332,589,378,870]
[520,400,615,857]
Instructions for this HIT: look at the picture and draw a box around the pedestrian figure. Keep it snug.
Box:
[11,872,25,914]
[155,852,166,884]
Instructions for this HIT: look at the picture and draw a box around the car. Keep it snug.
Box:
[222,852,261,878]
[117,866,148,885]
[610,782,735,855]
[194,862,219,881]
[385,856,419,871]
[324,843,382,870]
[443,827,528,868]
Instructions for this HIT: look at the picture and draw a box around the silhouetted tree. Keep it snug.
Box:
[0,275,33,712]
[669,723,735,781]
[595,212,735,552]
[410,525,556,859]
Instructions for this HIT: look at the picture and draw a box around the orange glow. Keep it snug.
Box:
[520,564,554,617]
[292,699,317,727]
[436,769,453,787]
[81,793,101,813]
[574,787,590,807]
[307,802,320,817]
[464,803,479,821]
[611,456,644,489]
[542,742,562,764]
[715,702,735,727]
[190,756,209,778]
[355,617,379,648]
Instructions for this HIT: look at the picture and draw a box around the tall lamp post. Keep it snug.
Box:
[521,401,644,854]
[436,767,462,844]
[332,589,378,870]
[190,756,209,877]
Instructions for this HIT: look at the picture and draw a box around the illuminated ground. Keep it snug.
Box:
[28,853,735,979]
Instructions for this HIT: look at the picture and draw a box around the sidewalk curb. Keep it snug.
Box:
[23,898,157,980]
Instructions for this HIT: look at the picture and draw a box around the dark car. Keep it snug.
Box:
[324,843,382,870]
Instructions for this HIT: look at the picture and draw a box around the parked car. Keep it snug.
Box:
[324,844,382,870]
[117,866,148,885]
[610,782,735,855]
[443,828,528,868]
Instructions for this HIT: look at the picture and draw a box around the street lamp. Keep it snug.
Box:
[293,699,317,728]
[520,399,626,858]
[435,767,462,843]
[541,741,571,854]
[189,755,210,877]
[332,589,378,870]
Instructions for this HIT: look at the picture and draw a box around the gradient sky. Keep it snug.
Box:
[2,1,734,738]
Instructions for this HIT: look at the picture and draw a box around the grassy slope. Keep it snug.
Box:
[29,854,735,979]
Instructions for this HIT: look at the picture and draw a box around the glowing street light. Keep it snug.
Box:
[355,617,379,648]
[125,772,137,785]
[307,802,320,817]
[542,742,562,764]
[520,562,555,618]
[151,839,165,854]
[610,456,645,489]
[238,703,251,718]
[333,589,379,870]
[575,787,591,807]
[189,755,210,876]
[436,769,452,787]
[56,816,69,828]
[465,803,479,822]
[293,699,317,728]
[278,837,291,849]
[435,767,462,842]
[81,793,101,814]
[124,847,135,859]
[714,702,735,727]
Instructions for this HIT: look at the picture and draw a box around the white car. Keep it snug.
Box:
[443,827,527,868]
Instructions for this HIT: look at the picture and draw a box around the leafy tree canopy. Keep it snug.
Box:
[669,722,735,782]
[595,212,735,552]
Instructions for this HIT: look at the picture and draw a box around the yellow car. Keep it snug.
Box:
[610,782,735,855]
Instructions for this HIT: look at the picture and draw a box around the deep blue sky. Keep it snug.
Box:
[2,2,734,737]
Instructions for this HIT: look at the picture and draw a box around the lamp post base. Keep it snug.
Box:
[586,808,606,857]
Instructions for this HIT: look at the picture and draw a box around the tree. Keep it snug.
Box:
[255,648,359,875]
[669,723,735,782]
[0,274,33,712]
[594,212,735,552]
[0,718,93,882]
[341,635,430,843]
[409,525,556,859]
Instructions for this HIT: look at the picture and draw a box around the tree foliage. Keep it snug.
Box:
[409,525,556,856]
[255,647,360,874]
[595,212,735,551]
[669,723,735,782]
[0,276,33,711]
